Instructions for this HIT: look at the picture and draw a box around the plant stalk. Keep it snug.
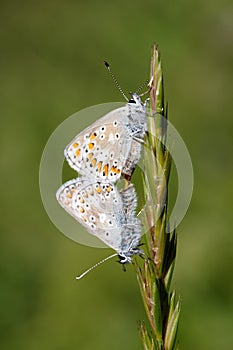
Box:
[135,44,181,350]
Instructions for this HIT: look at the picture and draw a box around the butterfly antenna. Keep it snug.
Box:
[135,78,150,95]
[76,253,118,280]
[136,76,153,97]
[104,61,129,101]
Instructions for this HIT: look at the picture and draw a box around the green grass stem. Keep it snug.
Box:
[135,44,180,350]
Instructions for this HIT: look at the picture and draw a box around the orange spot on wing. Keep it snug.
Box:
[76,149,81,156]
[73,142,79,148]
[88,143,95,150]
[110,166,121,175]
[103,164,109,176]
[91,158,97,167]
[95,186,101,194]
[67,193,72,198]
[88,153,93,160]
[97,161,102,172]
[111,166,117,174]
[106,186,112,193]
[90,133,97,140]
[79,207,85,213]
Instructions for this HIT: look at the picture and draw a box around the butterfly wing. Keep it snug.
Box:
[64,104,145,182]
[56,178,126,251]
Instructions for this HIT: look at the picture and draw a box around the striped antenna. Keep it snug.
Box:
[137,76,153,97]
[104,61,129,101]
[76,253,118,280]
[135,78,150,95]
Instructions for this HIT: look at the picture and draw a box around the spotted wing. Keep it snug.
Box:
[64,106,136,182]
[56,178,126,251]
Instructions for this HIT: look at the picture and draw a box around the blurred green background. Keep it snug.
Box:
[1,0,233,349]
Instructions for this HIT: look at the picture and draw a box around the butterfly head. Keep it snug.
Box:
[128,93,144,107]
[118,247,144,264]
[118,253,132,264]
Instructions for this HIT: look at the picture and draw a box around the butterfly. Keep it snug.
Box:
[56,177,143,265]
[64,93,147,182]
